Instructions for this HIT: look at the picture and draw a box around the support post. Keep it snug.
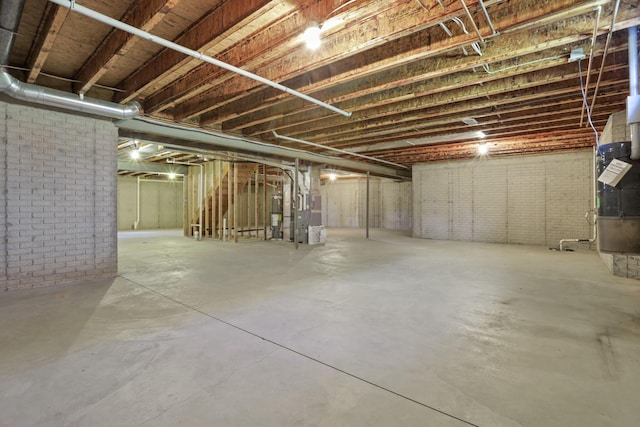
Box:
[366,171,370,239]
[234,163,239,243]
[218,160,223,240]
[227,162,232,242]
[263,165,267,240]
[294,158,299,250]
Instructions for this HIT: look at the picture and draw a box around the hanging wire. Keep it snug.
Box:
[578,59,600,145]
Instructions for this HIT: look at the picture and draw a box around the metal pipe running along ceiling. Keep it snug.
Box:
[0,0,140,119]
[48,0,352,118]
[116,118,411,180]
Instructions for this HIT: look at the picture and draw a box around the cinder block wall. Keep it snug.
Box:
[0,101,118,290]
[412,151,594,247]
[321,178,412,230]
[117,176,183,230]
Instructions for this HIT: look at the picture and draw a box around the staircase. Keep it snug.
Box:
[190,163,259,238]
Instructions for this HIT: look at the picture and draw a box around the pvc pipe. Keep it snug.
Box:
[48,0,352,118]
[630,27,639,97]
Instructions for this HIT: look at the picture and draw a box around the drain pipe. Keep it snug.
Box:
[628,26,640,160]
[0,0,140,119]
[49,0,352,118]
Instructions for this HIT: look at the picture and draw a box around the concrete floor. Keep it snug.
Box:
[1,229,640,427]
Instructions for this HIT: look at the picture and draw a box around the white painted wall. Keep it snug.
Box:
[321,178,412,230]
[117,177,183,230]
[412,150,594,247]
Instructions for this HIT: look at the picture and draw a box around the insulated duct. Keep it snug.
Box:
[628,26,640,160]
[0,0,140,119]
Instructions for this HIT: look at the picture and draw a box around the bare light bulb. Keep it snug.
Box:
[328,173,337,181]
[168,172,176,180]
[130,150,140,160]
[477,143,489,155]
[304,24,321,50]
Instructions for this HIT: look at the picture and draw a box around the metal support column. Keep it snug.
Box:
[366,171,370,239]
[294,158,299,250]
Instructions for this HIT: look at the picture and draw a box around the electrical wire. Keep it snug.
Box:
[577,59,600,145]
[1,64,126,92]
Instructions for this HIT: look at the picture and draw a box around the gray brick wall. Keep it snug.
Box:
[321,178,411,230]
[412,151,594,247]
[1,101,118,291]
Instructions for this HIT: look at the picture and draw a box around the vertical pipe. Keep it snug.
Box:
[630,26,640,160]
[227,162,232,242]
[247,172,252,237]
[294,158,299,250]
[366,171,370,239]
[263,165,267,240]
[630,27,639,97]
[234,163,238,243]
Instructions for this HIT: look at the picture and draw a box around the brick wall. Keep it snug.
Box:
[321,178,411,230]
[412,151,594,247]
[0,101,118,291]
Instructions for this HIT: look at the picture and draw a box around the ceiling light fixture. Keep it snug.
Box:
[477,143,489,155]
[130,150,140,160]
[328,173,337,181]
[168,172,176,180]
[304,23,322,50]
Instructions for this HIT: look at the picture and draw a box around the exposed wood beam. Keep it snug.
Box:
[25,4,69,83]
[116,0,287,103]
[144,0,472,115]
[183,0,610,123]
[73,0,181,95]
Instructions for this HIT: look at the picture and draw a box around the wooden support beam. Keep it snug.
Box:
[181,0,601,122]
[117,0,283,103]
[26,4,69,83]
[73,0,180,95]
[142,0,388,113]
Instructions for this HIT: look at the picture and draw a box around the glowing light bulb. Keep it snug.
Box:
[328,173,337,181]
[130,150,140,159]
[168,172,176,180]
[477,143,489,155]
[304,24,321,50]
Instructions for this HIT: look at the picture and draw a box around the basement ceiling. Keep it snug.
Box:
[8,0,640,171]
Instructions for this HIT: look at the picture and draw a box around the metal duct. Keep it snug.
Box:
[628,26,640,160]
[0,0,140,120]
